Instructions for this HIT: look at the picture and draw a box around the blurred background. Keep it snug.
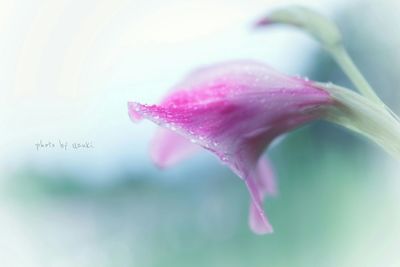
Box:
[1,0,400,266]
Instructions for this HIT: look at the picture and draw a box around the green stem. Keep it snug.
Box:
[317,82,400,160]
[258,6,396,117]
[326,45,400,122]
[327,45,381,104]
[258,6,400,129]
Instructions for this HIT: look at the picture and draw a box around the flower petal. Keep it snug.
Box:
[256,156,277,197]
[150,128,199,169]
[248,156,276,234]
[246,174,274,234]
[128,102,143,122]
[226,131,275,234]
[129,61,334,234]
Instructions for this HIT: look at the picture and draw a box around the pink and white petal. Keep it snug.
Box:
[248,156,277,234]
[256,156,277,197]
[150,128,199,169]
[246,175,274,234]
[249,201,272,234]
[227,137,275,234]
[128,102,143,122]
[160,60,315,107]
[175,60,307,91]
[129,60,335,234]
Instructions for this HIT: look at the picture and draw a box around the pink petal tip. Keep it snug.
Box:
[249,203,274,234]
[128,102,143,122]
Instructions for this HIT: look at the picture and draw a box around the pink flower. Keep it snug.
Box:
[128,60,333,234]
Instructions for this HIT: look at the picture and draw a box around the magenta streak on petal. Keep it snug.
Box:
[150,128,199,169]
